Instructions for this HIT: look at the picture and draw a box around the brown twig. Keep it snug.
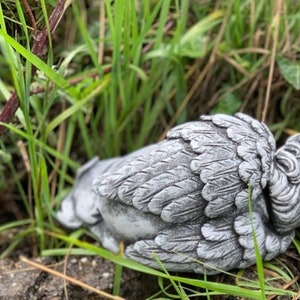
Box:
[261,0,282,123]
[23,0,37,36]
[0,0,71,136]
[20,256,125,300]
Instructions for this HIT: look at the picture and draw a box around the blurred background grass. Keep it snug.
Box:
[1,0,300,298]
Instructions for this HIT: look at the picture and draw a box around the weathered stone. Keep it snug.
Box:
[57,113,300,274]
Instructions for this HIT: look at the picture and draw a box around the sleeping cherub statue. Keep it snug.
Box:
[57,113,300,274]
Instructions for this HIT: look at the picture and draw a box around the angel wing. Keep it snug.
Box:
[94,113,275,223]
[65,113,281,273]
[125,211,294,274]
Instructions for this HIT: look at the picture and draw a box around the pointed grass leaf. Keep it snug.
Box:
[0,28,79,99]
[46,232,297,299]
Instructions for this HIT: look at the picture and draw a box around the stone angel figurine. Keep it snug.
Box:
[57,113,300,274]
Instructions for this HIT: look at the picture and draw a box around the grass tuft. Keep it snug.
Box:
[1,0,300,298]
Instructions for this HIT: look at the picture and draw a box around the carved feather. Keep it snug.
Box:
[57,113,300,274]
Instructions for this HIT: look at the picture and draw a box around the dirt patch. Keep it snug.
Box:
[0,256,158,300]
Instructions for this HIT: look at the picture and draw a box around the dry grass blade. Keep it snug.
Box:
[20,256,125,300]
[267,275,300,300]
[261,0,282,122]
[292,290,300,300]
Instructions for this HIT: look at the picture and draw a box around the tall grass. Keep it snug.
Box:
[1,0,300,298]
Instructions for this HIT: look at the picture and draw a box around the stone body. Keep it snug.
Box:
[57,113,300,274]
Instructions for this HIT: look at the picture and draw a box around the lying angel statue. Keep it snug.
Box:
[57,113,299,274]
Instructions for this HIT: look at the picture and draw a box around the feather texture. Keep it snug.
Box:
[57,113,299,274]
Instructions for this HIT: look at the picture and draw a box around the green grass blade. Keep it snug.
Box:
[0,28,79,99]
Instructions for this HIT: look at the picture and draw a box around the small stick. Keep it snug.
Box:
[261,0,282,123]
[20,256,125,300]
